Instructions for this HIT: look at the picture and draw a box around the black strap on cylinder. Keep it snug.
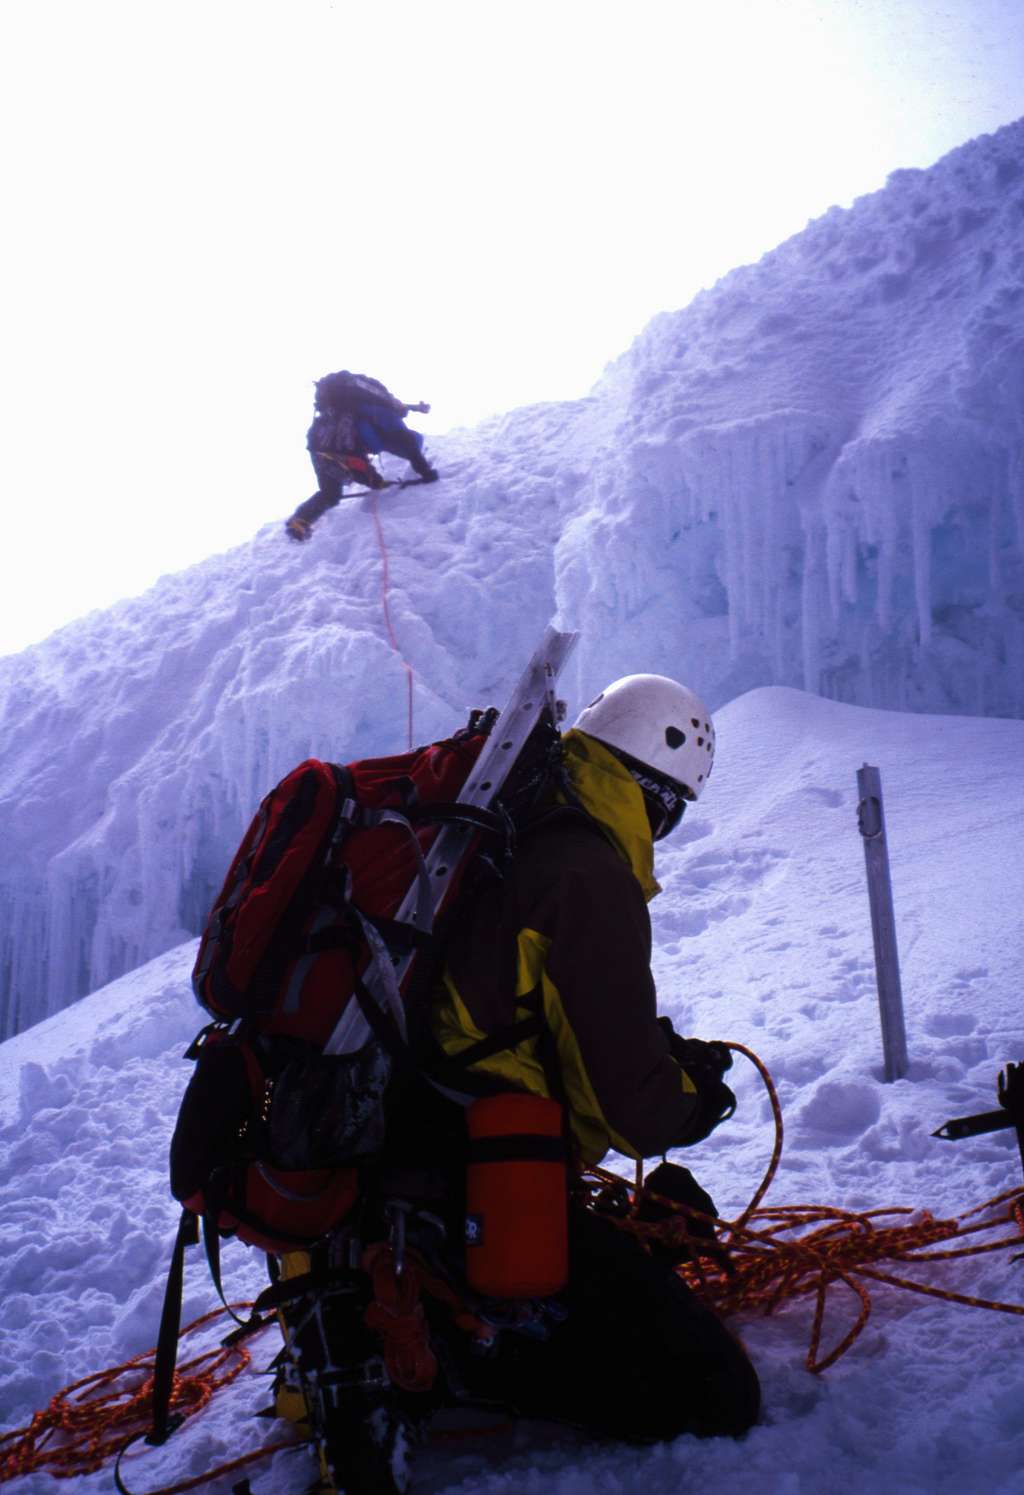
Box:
[467,1134,567,1165]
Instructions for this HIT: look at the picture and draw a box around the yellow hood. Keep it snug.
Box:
[561,730,661,901]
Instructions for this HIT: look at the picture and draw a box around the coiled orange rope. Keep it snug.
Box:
[595,1041,1024,1374]
[0,1306,293,1491]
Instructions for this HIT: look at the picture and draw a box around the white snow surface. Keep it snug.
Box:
[1,687,1022,1494]
[1,118,1023,1039]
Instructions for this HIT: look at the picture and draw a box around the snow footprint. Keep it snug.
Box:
[830,952,875,1003]
[795,1078,881,1138]
[685,842,789,890]
[803,785,843,808]
[924,1009,978,1037]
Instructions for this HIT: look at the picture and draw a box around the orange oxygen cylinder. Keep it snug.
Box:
[464,1092,569,1298]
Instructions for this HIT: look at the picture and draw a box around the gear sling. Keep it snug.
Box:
[143,628,579,1460]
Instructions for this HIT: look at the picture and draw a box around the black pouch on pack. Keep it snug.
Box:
[169,1037,256,1206]
[266,1040,391,1169]
[169,1030,392,1199]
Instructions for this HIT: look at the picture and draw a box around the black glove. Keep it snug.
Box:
[659,1018,736,1144]
[637,1160,717,1226]
[636,1162,734,1271]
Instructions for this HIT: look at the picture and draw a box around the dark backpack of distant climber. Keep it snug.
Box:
[285,371,439,542]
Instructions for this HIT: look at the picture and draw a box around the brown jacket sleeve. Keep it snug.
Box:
[520,822,700,1158]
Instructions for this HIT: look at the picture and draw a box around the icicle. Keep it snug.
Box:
[908,453,933,650]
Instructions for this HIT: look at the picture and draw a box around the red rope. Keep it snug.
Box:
[370,490,415,749]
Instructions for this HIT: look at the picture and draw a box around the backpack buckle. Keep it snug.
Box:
[184,1019,242,1060]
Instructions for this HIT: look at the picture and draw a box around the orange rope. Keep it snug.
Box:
[726,1041,785,1227]
[588,1043,1024,1374]
[370,489,415,750]
[696,1192,1024,1372]
[0,1306,295,1490]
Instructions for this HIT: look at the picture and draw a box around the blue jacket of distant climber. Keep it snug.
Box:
[306,372,425,465]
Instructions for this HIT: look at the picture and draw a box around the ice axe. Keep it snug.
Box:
[933,1062,1024,1182]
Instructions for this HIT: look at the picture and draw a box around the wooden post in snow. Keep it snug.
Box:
[856,764,909,1082]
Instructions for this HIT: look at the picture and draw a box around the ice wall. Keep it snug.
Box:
[1,119,1022,1038]
[0,469,566,1039]
[559,120,1024,714]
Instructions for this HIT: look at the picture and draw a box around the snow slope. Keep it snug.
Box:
[2,688,1022,1494]
[1,118,1022,1039]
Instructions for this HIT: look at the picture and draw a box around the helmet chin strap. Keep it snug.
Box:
[634,778,688,840]
[613,753,690,840]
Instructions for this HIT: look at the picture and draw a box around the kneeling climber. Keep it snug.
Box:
[413,672,761,1445]
[285,370,438,542]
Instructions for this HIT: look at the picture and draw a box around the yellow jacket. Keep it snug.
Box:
[433,731,698,1165]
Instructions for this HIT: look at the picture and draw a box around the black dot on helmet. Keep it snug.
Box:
[691,717,700,728]
[665,726,685,749]
[698,772,704,781]
[697,736,704,746]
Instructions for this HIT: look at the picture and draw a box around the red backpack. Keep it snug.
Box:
[171,720,504,1253]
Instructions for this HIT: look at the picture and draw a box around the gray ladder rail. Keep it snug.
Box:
[324,625,579,1056]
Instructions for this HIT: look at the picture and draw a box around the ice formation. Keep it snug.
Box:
[0,119,1021,1038]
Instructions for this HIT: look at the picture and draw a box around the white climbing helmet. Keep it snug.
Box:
[573,674,716,801]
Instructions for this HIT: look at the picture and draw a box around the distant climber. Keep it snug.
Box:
[285,371,439,542]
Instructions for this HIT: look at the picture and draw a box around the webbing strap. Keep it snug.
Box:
[349,972,415,1072]
[252,1266,363,1315]
[303,914,434,957]
[354,909,409,1043]
[428,1012,545,1086]
[146,1209,199,1446]
[202,1213,226,1313]
[423,992,547,1105]
[404,801,507,835]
